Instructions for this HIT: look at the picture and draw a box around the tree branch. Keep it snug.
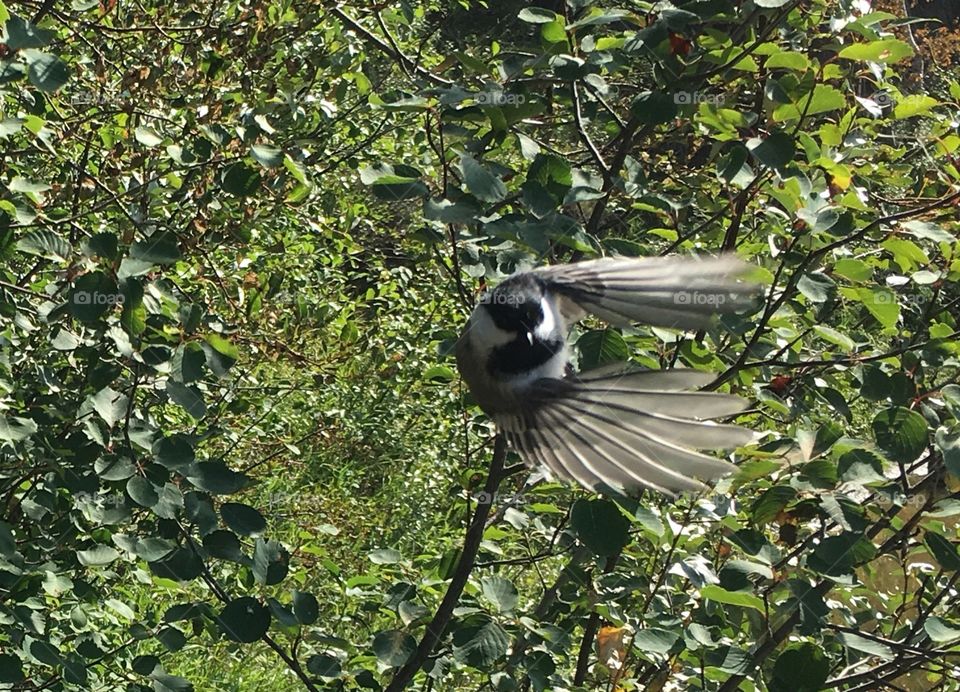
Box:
[386,435,509,691]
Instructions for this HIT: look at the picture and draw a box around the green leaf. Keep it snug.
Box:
[185,462,249,494]
[221,163,262,197]
[872,407,928,463]
[770,642,830,692]
[130,231,181,264]
[808,532,876,576]
[632,628,679,655]
[156,627,187,653]
[205,333,240,360]
[220,502,266,536]
[253,538,288,585]
[165,381,206,420]
[452,616,509,668]
[837,631,893,659]
[4,16,55,49]
[306,654,341,679]
[843,287,900,328]
[776,85,845,121]
[893,95,939,119]
[25,51,69,92]
[838,448,886,484]
[480,576,518,613]
[751,485,796,525]
[833,258,872,282]
[935,426,960,479]
[797,272,834,303]
[16,229,70,261]
[925,617,960,643]
[373,629,416,667]
[149,547,202,582]
[127,476,159,508]
[0,653,25,683]
[0,416,37,442]
[518,8,557,23]
[630,91,677,125]
[924,531,960,571]
[460,154,506,203]
[217,597,270,643]
[813,325,855,351]
[749,130,795,170]
[153,435,196,470]
[765,51,809,71]
[203,530,245,562]
[292,590,319,625]
[77,545,120,566]
[134,126,164,147]
[27,639,62,665]
[88,386,128,428]
[700,585,764,611]
[251,144,283,168]
[838,39,913,64]
[577,329,628,369]
[368,547,402,564]
[571,498,630,557]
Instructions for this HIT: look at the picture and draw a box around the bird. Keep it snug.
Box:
[454,255,758,496]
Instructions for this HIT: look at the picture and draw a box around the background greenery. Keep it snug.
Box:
[1,0,960,689]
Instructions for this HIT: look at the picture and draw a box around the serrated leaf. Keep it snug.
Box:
[872,407,927,463]
[16,229,71,261]
[893,95,939,119]
[452,616,509,667]
[481,576,518,613]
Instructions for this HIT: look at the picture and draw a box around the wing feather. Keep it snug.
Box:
[497,367,753,496]
[533,255,758,329]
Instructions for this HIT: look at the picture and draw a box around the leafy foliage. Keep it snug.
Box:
[1,0,960,690]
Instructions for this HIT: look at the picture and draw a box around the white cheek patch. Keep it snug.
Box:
[534,296,559,341]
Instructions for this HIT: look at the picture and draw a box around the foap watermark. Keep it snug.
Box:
[862,290,928,308]
[74,291,125,306]
[478,291,533,307]
[69,92,122,107]
[74,491,126,507]
[474,92,526,106]
[471,490,534,505]
[673,91,724,106]
[674,291,727,307]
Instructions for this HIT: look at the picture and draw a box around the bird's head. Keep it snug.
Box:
[479,275,549,345]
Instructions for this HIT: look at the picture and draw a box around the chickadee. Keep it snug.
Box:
[455,255,758,496]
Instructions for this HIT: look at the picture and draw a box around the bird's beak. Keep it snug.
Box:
[526,331,535,345]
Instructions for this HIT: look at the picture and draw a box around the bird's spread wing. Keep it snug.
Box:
[533,255,757,330]
[495,367,753,496]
